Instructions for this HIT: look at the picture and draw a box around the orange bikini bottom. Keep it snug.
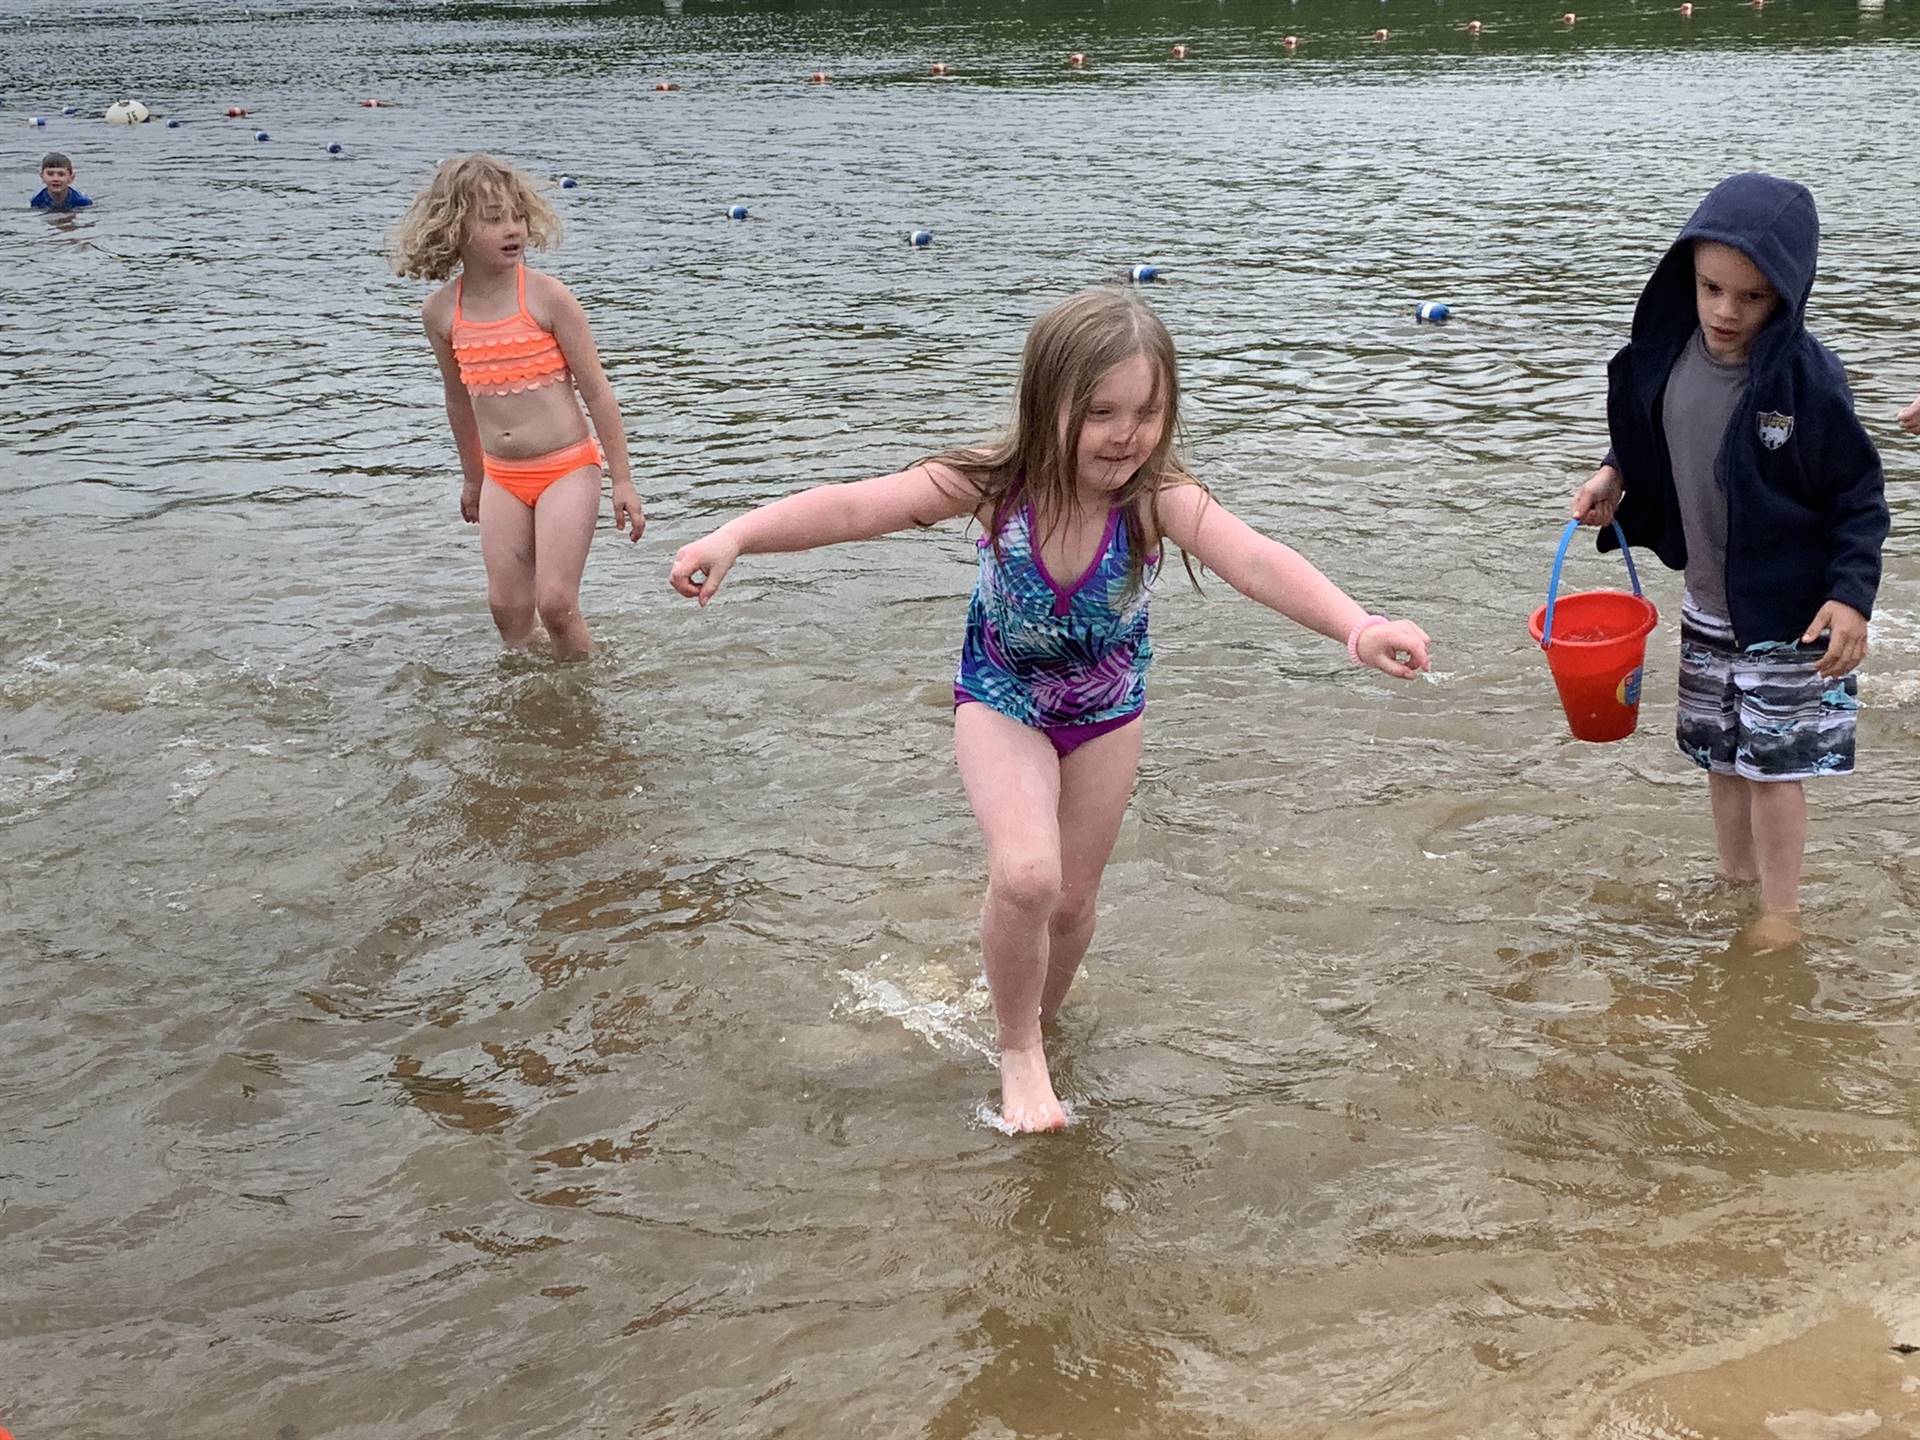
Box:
[482,435,605,507]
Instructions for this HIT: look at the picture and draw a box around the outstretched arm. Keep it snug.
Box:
[1155,484,1430,677]
[1900,393,1920,435]
[670,462,978,605]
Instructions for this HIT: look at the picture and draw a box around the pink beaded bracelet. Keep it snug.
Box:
[1346,614,1390,664]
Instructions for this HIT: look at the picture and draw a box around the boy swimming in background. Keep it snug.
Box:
[30,153,92,211]
[1570,172,1888,949]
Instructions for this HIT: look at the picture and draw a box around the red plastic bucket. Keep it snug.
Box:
[1530,520,1659,743]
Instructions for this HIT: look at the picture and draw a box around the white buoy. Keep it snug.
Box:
[906,229,933,247]
[104,99,151,126]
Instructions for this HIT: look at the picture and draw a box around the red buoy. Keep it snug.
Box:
[930,62,950,75]
[1373,27,1390,40]
[1067,52,1087,67]
[808,71,830,83]
[1171,44,1189,59]
[225,105,249,118]
[1282,34,1299,49]
[1467,19,1483,33]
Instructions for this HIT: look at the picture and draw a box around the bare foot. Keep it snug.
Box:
[1738,910,1803,953]
[997,1042,1067,1133]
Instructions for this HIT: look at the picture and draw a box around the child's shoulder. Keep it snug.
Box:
[420,281,457,329]
[523,266,578,305]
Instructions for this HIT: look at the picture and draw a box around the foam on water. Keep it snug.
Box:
[838,967,994,1057]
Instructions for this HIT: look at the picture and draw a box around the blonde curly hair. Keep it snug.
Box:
[389,153,562,282]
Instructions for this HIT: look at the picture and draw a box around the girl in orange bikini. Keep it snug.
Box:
[392,154,643,658]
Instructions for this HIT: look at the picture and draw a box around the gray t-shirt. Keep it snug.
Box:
[1662,327,1749,619]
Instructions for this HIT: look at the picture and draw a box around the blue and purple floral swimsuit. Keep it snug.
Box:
[954,501,1156,755]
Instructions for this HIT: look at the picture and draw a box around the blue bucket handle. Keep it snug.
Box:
[1541,519,1641,648]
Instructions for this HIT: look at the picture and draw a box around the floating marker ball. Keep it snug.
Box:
[930,62,951,75]
[255,130,270,141]
[906,229,933,247]
[653,81,680,91]
[727,204,750,220]
[359,98,389,108]
[1468,18,1484,32]
[29,116,47,127]
[1415,301,1452,323]
[327,142,343,154]
[167,118,181,127]
[1283,34,1299,48]
[63,104,79,115]
[1374,27,1390,40]
[1171,44,1189,59]
[1681,2,1693,13]
[1562,11,1577,23]
[104,99,150,125]
[560,176,577,188]
[808,71,830,83]
[1128,264,1162,283]
[1067,52,1087,67]
[226,106,249,118]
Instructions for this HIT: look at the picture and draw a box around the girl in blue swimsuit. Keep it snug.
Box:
[671,289,1431,1134]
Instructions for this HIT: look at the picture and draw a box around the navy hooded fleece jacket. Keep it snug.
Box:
[1597,172,1887,647]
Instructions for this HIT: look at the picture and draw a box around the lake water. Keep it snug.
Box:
[4,0,1920,1435]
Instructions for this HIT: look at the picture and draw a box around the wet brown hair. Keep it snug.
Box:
[928,287,1204,598]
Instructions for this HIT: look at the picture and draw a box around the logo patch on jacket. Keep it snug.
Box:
[1756,410,1795,450]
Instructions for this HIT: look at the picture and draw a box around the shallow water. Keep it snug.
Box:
[5,1,1920,1435]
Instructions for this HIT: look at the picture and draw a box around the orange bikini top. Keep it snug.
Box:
[451,266,570,396]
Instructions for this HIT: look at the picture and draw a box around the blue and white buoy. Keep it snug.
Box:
[560,176,577,189]
[167,118,182,128]
[1414,301,1452,323]
[727,204,750,220]
[327,142,343,154]
[254,129,270,141]
[62,104,78,115]
[1128,264,1163,284]
[906,229,933,247]
[29,116,47,127]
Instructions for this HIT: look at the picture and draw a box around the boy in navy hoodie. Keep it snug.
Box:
[1570,172,1887,948]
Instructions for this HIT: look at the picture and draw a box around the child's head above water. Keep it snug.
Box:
[1692,238,1781,366]
[389,152,561,282]
[935,287,1198,596]
[39,151,75,195]
[1018,287,1186,505]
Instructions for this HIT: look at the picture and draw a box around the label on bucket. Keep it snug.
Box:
[1618,668,1643,708]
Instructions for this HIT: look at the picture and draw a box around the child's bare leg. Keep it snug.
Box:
[1748,778,1807,917]
[1039,718,1144,1023]
[955,704,1067,1133]
[530,467,601,660]
[478,480,539,648]
[1708,772,1759,882]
